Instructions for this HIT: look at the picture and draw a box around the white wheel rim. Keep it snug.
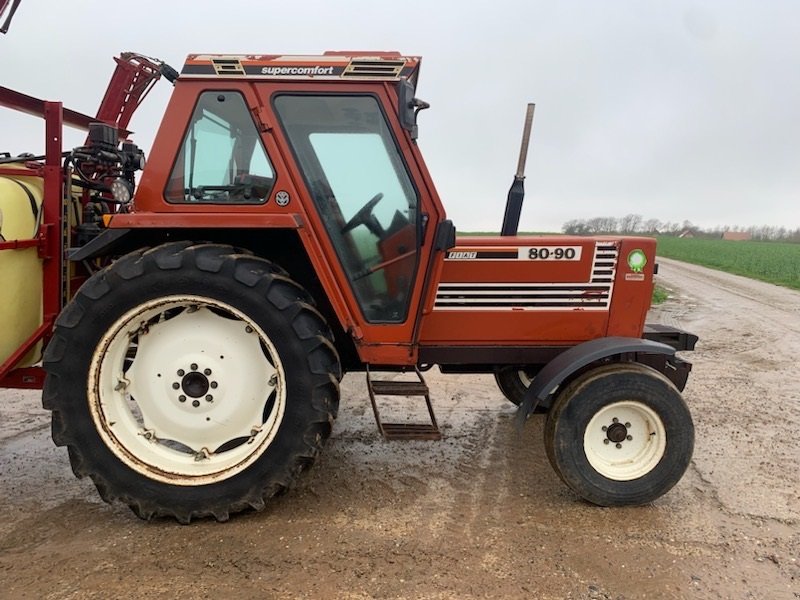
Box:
[88,295,286,486]
[583,401,667,481]
[518,370,534,387]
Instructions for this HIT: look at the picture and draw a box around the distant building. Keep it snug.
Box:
[722,231,752,241]
[678,230,694,238]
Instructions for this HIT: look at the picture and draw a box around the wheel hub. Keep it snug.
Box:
[181,370,210,398]
[171,364,218,408]
[605,422,628,443]
[602,417,634,448]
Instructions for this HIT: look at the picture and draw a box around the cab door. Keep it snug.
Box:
[264,84,443,363]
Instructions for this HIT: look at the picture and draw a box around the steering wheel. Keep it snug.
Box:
[341,193,384,235]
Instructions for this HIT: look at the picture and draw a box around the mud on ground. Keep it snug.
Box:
[1,259,798,599]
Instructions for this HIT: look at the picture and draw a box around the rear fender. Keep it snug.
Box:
[68,228,132,261]
[517,337,681,422]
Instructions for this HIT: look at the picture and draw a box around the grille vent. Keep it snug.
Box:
[211,58,246,76]
[342,59,406,78]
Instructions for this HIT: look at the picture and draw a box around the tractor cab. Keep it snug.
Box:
[108,52,448,364]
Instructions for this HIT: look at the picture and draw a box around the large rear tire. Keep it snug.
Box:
[43,242,341,523]
[544,363,693,506]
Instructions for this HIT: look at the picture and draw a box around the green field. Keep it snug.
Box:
[656,237,800,291]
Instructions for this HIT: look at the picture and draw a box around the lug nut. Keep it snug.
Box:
[612,418,619,424]
[204,368,212,376]
[206,395,213,402]
[615,443,622,449]
[626,435,633,441]
[172,382,180,390]
[602,426,608,432]
[603,439,609,445]
[210,381,218,389]
[625,422,631,428]
[177,369,185,376]
[192,400,200,407]
[179,395,186,402]
[191,363,198,371]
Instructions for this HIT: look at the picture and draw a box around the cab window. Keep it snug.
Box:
[166,91,275,204]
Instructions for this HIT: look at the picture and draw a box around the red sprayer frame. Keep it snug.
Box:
[0,99,63,389]
[0,53,165,388]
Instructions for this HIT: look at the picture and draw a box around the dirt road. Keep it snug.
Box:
[1,258,798,599]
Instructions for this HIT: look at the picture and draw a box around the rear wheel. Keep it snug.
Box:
[43,242,341,522]
[544,363,693,506]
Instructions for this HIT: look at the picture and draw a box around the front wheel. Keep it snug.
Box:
[544,363,693,506]
[43,242,341,522]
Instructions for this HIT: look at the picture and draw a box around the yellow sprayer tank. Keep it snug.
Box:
[0,165,44,368]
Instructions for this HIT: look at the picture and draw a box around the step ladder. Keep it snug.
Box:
[366,366,441,441]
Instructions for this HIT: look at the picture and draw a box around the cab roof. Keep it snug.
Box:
[180,51,422,85]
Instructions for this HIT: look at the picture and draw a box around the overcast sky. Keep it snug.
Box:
[1,0,797,232]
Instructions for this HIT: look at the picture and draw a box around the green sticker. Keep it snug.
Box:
[627,249,647,273]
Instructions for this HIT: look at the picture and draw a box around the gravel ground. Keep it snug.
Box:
[1,258,798,599]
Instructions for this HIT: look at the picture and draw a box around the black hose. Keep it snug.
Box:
[0,151,70,165]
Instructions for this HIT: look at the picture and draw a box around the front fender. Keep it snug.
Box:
[517,337,677,422]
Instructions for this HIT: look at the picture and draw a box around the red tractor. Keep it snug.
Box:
[0,49,697,522]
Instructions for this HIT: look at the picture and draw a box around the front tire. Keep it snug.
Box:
[544,363,693,506]
[43,242,341,522]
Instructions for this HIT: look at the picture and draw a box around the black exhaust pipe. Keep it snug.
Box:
[500,103,535,236]
[0,0,23,34]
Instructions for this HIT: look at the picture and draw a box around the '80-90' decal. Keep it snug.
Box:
[519,246,582,260]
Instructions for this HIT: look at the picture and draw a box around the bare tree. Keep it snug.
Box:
[619,213,643,233]
[643,218,661,233]
[562,219,591,235]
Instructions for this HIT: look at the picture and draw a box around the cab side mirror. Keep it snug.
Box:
[398,78,429,141]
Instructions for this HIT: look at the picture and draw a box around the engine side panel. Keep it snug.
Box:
[418,235,656,347]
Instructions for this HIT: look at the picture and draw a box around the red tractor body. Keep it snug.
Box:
[0,51,697,522]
